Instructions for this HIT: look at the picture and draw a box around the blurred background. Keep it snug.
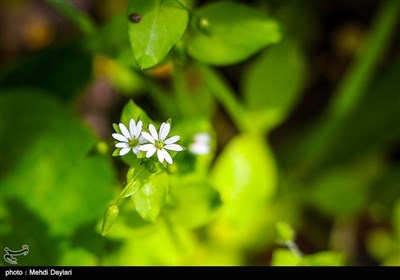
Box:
[0,0,399,266]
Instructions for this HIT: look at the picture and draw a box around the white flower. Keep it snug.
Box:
[189,132,211,155]
[139,122,184,164]
[112,119,144,156]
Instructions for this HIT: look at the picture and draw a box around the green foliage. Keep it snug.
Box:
[131,171,169,223]
[272,223,344,266]
[167,178,221,228]
[0,44,91,101]
[210,134,277,247]
[1,0,398,267]
[0,90,115,236]
[0,90,115,265]
[276,222,295,242]
[127,0,189,69]
[242,39,306,131]
[308,168,369,216]
[271,249,301,266]
[302,251,343,266]
[186,1,281,65]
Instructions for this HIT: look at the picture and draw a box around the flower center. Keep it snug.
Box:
[155,140,164,150]
[128,138,139,148]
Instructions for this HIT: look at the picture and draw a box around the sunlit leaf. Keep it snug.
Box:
[186,1,281,65]
[102,218,195,265]
[127,0,189,69]
[209,134,277,247]
[302,251,344,266]
[131,171,169,222]
[276,222,295,242]
[167,178,221,228]
[271,248,301,266]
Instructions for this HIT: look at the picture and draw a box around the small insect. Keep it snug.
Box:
[129,13,141,23]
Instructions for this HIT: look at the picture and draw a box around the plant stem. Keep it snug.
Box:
[45,0,96,36]
[199,64,247,132]
[286,240,304,258]
[162,214,185,253]
[328,0,399,120]
[172,63,196,117]
[139,74,176,118]
[116,167,144,204]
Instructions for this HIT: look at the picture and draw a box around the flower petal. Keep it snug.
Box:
[157,149,164,163]
[164,144,184,151]
[145,146,157,158]
[132,147,140,155]
[149,124,158,140]
[139,144,154,151]
[141,131,155,144]
[129,119,136,138]
[115,142,129,148]
[159,122,165,136]
[119,147,131,156]
[112,133,128,142]
[138,135,147,144]
[119,123,131,139]
[159,122,170,140]
[164,135,180,145]
[162,149,173,164]
[135,121,143,138]
[194,132,211,143]
[189,143,210,155]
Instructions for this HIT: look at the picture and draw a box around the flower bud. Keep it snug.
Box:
[101,204,119,236]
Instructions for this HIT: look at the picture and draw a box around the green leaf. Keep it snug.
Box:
[209,134,277,246]
[0,89,115,236]
[211,134,276,203]
[366,229,392,260]
[101,218,195,265]
[242,39,306,131]
[120,99,153,128]
[167,178,221,228]
[127,0,189,69]
[118,164,152,199]
[290,57,400,170]
[302,251,344,266]
[86,14,131,58]
[132,171,169,223]
[276,222,295,242]
[172,63,216,118]
[271,248,302,266]
[186,1,281,65]
[120,177,141,199]
[309,168,369,216]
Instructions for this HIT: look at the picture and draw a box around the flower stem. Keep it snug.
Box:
[285,240,304,258]
[198,64,248,132]
[172,63,196,117]
[162,214,185,254]
[140,74,176,118]
[116,166,144,204]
